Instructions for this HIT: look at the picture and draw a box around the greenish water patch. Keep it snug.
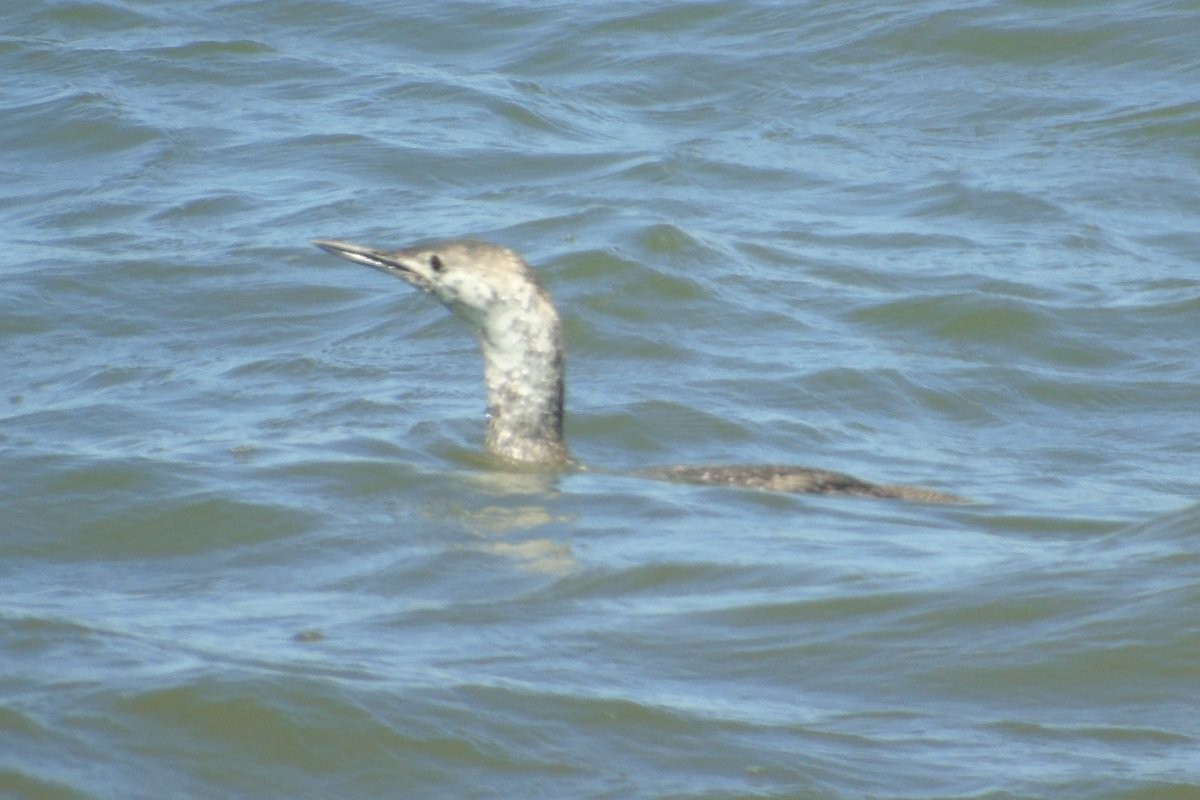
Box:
[2,1,1198,798]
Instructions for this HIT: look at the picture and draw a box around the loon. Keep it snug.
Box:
[313,238,964,504]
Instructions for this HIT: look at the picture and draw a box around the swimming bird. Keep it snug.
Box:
[313,238,964,504]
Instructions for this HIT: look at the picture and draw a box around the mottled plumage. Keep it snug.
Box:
[314,238,964,504]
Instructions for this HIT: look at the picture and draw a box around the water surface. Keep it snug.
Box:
[3,1,1199,798]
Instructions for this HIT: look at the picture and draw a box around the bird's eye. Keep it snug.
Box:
[429,254,445,273]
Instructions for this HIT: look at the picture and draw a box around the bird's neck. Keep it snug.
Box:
[475,300,569,465]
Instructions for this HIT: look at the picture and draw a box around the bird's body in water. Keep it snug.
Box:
[313,238,964,504]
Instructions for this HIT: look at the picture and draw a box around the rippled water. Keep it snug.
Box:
[3,1,1199,798]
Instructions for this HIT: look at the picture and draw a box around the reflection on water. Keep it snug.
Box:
[2,0,1198,798]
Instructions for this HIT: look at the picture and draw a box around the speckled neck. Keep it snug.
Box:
[313,237,964,504]
[312,238,571,466]
[476,279,570,465]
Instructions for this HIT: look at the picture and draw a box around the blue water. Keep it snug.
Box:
[3,1,1199,798]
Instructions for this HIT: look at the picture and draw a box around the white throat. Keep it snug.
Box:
[475,282,569,464]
